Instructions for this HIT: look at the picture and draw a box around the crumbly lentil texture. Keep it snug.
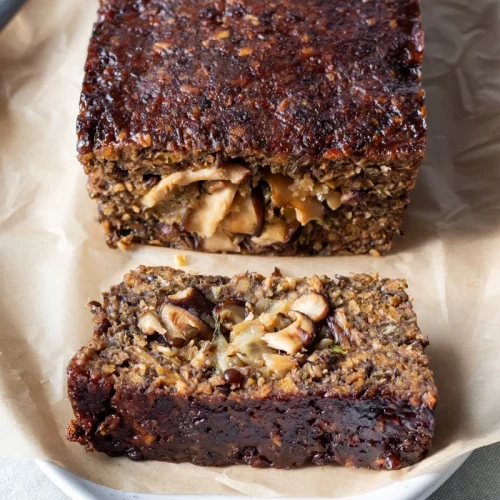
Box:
[78,0,426,255]
[67,267,437,470]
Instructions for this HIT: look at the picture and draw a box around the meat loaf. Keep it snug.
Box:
[67,267,437,469]
[77,0,426,255]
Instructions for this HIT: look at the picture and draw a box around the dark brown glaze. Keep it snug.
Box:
[77,0,426,166]
[67,381,434,469]
[67,267,437,470]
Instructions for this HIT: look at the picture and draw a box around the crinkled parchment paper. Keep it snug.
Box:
[1,0,500,497]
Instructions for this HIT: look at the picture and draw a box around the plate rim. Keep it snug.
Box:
[36,452,471,500]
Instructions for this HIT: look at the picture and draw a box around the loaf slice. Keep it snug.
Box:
[67,267,436,469]
[78,0,426,255]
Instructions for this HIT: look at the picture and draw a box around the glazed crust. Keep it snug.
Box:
[77,0,426,166]
[67,267,437,470]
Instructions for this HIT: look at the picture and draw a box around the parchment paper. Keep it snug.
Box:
[1,0,500,497]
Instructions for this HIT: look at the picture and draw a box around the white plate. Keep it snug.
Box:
[37,453,470,500]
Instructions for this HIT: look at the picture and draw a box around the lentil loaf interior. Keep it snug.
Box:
[78,0,426,255]
[67,267,437,469]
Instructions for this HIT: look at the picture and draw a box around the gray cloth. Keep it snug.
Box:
[0,443,499,499]
[429,444,500,500]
